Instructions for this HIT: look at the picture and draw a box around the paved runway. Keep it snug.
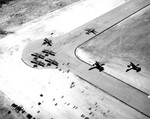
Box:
[23,0,150,118]
[54,0,150,117]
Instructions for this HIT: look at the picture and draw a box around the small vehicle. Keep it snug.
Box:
[42,38,52,46]
[85,28,97,35]
[26,114,33,119]
[42,49,56,56]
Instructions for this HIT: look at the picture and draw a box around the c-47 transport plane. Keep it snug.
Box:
[89,61,105,72]
[85,28,97,35]
[31,53,45,59]
[30,60,45,67]
[126,62,141,72]
[42,38,52,46]
[45,58,59,66]
[42,49,56,56]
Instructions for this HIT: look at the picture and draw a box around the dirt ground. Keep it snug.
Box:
[0,0,79,118]
[0,0,79,38]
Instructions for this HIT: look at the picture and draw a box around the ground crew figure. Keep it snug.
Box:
[126,62,141,72]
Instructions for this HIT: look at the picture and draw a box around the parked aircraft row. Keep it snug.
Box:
[89,61,141,73]
[45,58,59,66]
[30,58,59,68]
[11,103,34,119]
[30,48,58,68]
[42,49,56,56]
[31,49,55,59]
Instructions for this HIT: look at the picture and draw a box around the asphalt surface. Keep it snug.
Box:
[23,0,150,118]
[54,0,150,117]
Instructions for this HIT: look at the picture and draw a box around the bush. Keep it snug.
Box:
[0,29,7,35]
[0,0,15,7]
[0,29,14,35]
[0,107,14,119]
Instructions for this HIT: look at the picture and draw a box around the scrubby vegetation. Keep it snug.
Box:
[0,0,16,7]
[0,0,80,35]
[0,107,15,119]
[0,29,14,35]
